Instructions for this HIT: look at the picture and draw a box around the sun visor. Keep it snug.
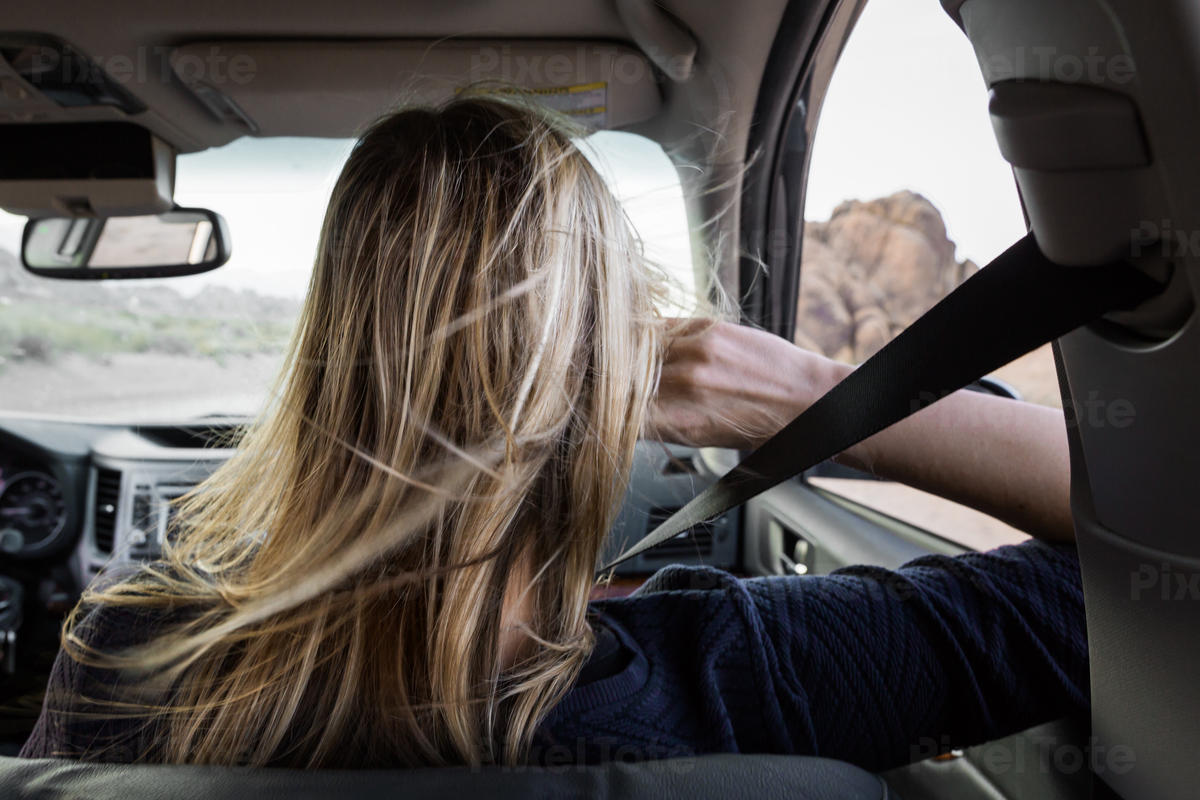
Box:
[169,40,663,137]
[0,122,174,217]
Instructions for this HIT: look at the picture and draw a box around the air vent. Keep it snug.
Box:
[92,467,122,554]
[644,507,714,560]
[128,490,158,555]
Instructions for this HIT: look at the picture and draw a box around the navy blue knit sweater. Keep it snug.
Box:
[534,539,1088,770]
[21,539,1088,771]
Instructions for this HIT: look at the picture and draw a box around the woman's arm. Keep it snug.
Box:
[648,320,1073,543]
[578,540,1089,771]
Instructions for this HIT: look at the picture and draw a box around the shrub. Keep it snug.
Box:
[13,334,53,362]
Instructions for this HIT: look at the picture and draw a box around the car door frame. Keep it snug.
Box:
[736,5,1096,798]
[734,0,973,577]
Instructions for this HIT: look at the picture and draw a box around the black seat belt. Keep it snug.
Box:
[602,233,1161,571]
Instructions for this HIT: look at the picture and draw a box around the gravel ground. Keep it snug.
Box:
[0,351,281,421]
[809,477,1029,552]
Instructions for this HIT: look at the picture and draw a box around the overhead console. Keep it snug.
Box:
[0,33,144,118]
[0,32,214,153]
[0,33,178,217]
[0,121,175,217]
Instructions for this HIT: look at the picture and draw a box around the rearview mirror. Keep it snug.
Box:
[21,208,231,280]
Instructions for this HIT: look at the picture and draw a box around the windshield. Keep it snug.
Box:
[0,131,694,421]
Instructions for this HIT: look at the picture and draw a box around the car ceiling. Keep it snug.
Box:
[0,0,790,156]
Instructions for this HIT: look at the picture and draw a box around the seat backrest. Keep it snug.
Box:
[0,753,894,800]
[944,0,1200,796]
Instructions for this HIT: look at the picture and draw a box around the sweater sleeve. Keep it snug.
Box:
[581,539,1088,771]
[19,604,161,762]
[742,539,1089,769]
[18,620,85,760]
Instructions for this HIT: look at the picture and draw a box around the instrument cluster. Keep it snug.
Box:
[0,455,74,559]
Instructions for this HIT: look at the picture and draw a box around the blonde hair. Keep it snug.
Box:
[62,96,669,767]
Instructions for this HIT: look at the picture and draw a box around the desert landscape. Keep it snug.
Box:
[0,245,297,419]
[794,189,1060,408]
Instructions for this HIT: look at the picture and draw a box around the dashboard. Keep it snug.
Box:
[0,414,740,588]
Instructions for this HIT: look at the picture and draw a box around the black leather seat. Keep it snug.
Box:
[0,753,896,800]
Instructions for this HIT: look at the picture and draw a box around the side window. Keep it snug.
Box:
[796,0,1059,549]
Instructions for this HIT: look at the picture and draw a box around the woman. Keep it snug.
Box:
[21,96,1086,770]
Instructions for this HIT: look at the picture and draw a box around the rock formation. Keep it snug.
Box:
[796,190,978,363]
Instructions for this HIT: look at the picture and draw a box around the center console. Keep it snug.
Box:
[76,425,231,586]
[73,423,740,588]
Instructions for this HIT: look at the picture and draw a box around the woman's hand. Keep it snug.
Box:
[646,318,1074,543]
[647,319,847,451]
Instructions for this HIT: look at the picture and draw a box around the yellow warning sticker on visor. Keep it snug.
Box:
[457,82,608,129]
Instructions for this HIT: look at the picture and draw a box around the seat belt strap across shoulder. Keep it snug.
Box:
[602,234,1162,572]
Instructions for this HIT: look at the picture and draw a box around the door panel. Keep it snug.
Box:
[743,477,965,578]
